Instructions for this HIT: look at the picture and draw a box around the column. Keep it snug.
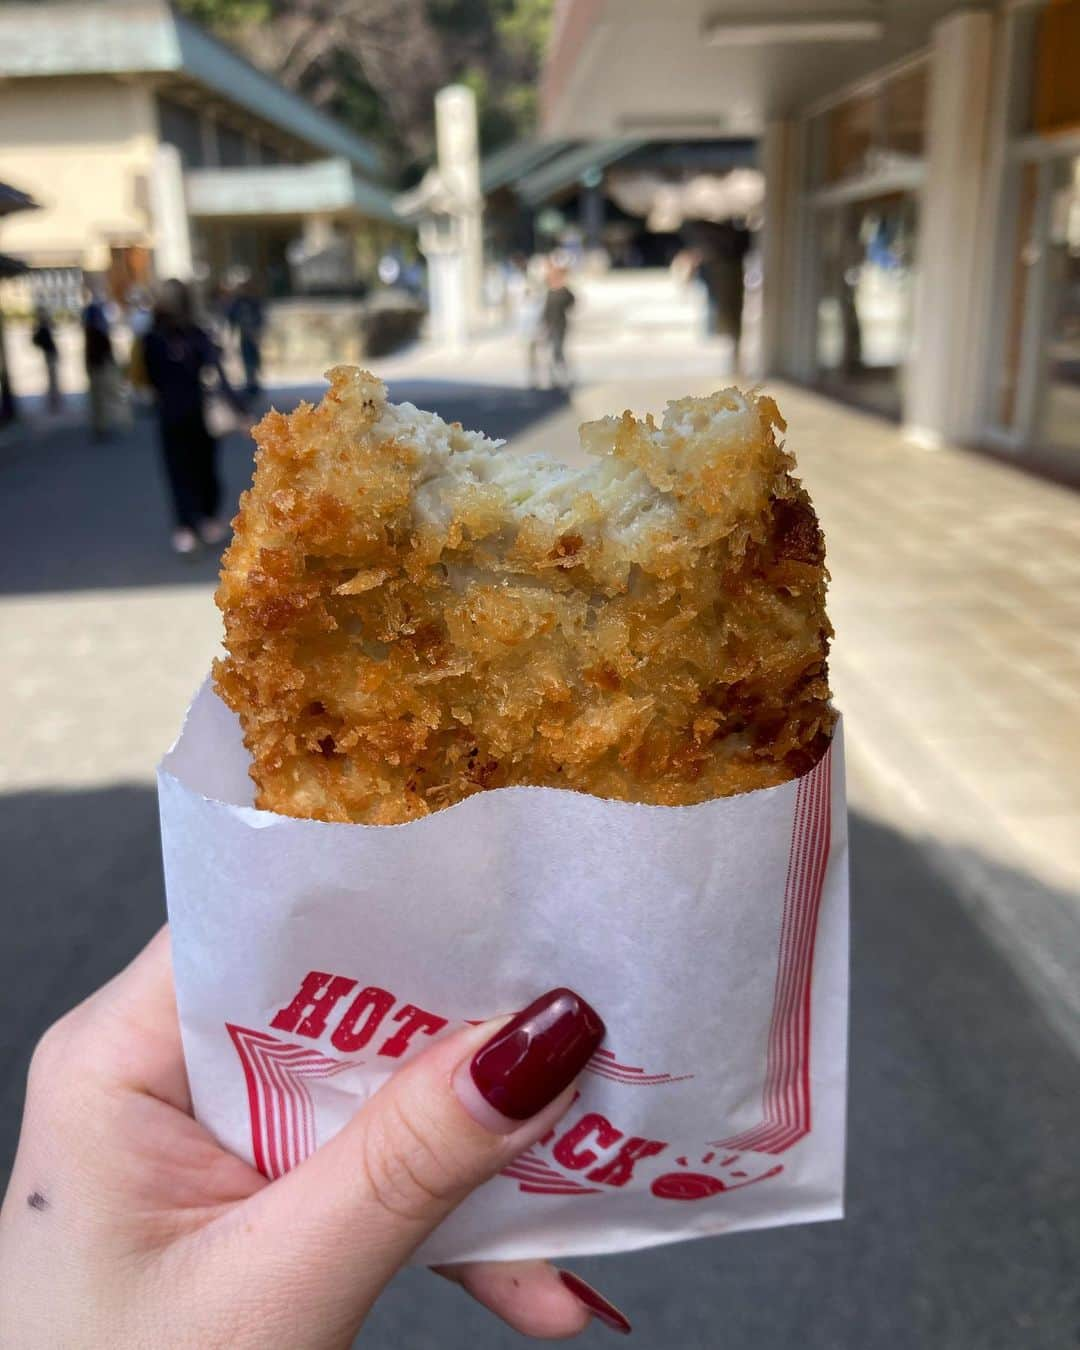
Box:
[760,119,796,377]
[904,9,996,446]
[302,213,335,253]
[149,142,194,281]
[435,85,483,329]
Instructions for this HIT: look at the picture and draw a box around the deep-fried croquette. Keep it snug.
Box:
[214,367,834,824]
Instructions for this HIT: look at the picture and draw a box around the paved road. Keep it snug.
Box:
[1,395,1078,1348]
[0,382,568,597]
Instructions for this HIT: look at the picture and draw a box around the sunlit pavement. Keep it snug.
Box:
[1,355,1078,1349]
[512,375,1080,1049]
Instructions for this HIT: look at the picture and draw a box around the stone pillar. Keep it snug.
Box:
[423,233,469,347]
[302,213,335,253]
[435,85,483,328]
[149,142,194,281]
[904,9,995,446]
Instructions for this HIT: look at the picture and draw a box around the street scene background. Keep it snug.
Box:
[2,0,1080,1346]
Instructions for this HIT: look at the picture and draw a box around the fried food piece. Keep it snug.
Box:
[214,367,833,824]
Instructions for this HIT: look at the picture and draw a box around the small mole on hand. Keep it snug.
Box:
[27,1191,49,1212]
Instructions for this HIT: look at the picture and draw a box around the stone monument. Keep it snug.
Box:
[395,83,483,346]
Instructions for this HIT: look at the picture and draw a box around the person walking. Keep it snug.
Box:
[82,286,115,439]
[540,261,576,389]
[125,287,155,413]
[692,220,751,349]
[510,253,546,388]
[143,278,239,557]
[226,278,266,402]
[31,304,62,413]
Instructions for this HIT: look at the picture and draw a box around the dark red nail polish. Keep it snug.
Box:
[469,988,604,1120]
[559,1271,632,1335]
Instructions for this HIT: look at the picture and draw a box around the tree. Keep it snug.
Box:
[177,0,553,182]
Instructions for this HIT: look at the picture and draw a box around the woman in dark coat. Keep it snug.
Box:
[143,279,239,555]
[32,304,62,413]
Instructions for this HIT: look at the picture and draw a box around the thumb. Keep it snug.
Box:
[217,988,604,1342]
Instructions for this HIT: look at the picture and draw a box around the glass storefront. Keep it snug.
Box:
[1041,155,1080,453]
[989,3,1080,464]
[820,64,927,185]
[779,1,1080,465]
[814,192,918,419]
[805,61,926,418]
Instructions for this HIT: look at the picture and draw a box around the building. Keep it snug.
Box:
[543,0,1080,479]
[0,180,37,422]
[0,0,398,304]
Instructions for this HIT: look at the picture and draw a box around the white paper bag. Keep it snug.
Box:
[159,681,848,1264]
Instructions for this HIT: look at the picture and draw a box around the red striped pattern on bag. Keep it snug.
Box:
[500,1147,603,1195]
[712,745,833,1155]
[585,1048,694,1086]
[226,1024,356,1179]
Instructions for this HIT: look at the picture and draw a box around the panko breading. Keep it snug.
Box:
[214,367,834,824]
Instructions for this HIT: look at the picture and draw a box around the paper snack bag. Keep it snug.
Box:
[159,680,848,1265]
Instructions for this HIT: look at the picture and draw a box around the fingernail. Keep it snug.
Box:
[559,1271,632,1335]
[454,988,604,1130]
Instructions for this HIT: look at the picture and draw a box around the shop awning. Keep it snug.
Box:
[0,182,39,219]
[515,139,647,205]
[541,0,960,138]
[185,159,398,224]
[480,139,576,195]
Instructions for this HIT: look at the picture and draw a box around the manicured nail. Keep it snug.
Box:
[559,1271,632,1335]
[454,988,604,1131]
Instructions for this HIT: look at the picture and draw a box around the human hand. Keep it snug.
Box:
[0,930,631,1347]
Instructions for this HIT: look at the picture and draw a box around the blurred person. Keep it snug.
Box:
[524,253,549,387]
[31,304,62,413]
[401,253,426,299]
[508,253,545,387]
[484,260,506,314]
[126,288,155,411]
[839,225,865,377]
[0,930,623,1344]
[377,248,403,287]
[82,284,116,440]
[127,287,153,340]
[143,278,240,556]
[540,261,576,389]
[225,277,266,401]
[556,233,584,270]
[689,220,751,349]
[0,312,14,425]
[207,280,231,340]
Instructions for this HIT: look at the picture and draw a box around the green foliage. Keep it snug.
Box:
[493,0,553,65]
[425,0,552,158]
[178,0,270,28]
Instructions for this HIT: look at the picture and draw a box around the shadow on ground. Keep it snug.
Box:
[0,382,568,596]
[0,790,1076,1348]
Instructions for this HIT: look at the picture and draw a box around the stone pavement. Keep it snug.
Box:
[2,269,734,412]
[2,350,1079,1039]
[507,375,1080,1046]
[0,382,568,789]
[1,368,1078,1349]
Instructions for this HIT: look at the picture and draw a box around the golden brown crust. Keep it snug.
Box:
[215,367,834,823]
